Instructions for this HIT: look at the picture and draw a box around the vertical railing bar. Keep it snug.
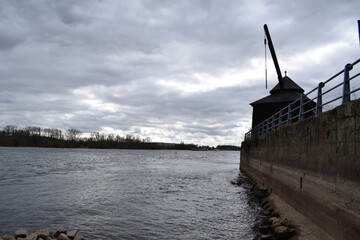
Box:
[316,82,324,115]
[299,94,305,120]
[342,63,353,104]
[287,103,292,124]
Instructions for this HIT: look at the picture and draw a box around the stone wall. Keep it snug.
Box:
[240,99,360,240]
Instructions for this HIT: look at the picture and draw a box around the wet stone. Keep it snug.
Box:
[26,233,37,240]
[58,233,71,240]
[260,234,273,240]
[0,235,15,240]
[35,229,50,239]
[273,225,296,240]
[259,225,271,235]
[74,234,85,240]
[54,229,67,239]
[15,229,28,238]
[66,230,77,238]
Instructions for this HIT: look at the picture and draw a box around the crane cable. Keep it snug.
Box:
[264,33,268,89]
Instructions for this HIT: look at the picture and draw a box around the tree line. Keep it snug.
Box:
[0,125,240,150]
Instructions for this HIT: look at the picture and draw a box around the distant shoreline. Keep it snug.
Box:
[0,135,240,151]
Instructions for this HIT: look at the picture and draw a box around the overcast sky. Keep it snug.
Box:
[0,0,359,146]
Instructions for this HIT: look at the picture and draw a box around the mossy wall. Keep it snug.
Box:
[240,99,360,240]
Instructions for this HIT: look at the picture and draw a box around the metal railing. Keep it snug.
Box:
[245,58,360,140]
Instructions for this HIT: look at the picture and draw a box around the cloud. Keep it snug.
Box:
[0,0,359,146]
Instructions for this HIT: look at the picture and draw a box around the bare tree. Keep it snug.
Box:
[66,129,82,141]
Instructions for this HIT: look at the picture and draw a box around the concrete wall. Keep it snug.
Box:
[240,99,360,240]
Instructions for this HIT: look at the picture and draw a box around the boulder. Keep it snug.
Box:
[259,234,273,240]
[15,229,28,238]
[26,232,37,240]
[54,229,67,239]
[58,233,71,240]
[34,229,50,239]
[259,225,271,235]
[261,210,271,216]
[281,218,295,228]
[0,235,15,240]
[273,225,295,240]
[66,230,77,238]
[74,234,85,240]
[269,217,281,225]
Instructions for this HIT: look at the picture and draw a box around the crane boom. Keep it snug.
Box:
[263,24,283,88]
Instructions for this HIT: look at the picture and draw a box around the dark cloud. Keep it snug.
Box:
[0,0,359,146]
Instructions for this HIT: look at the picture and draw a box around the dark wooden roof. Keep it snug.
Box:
[270,76,304,94]
[251,76,305,106]
[250,91,303,105]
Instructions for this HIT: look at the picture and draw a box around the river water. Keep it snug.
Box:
[0,147,258,239]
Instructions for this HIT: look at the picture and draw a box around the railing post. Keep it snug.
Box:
[265,119,269,133]
[299,94,305,120]
[342,63,353,104]
[271,115,275,130]
[316,82,325,115]
[278,110,282,126]
[287,103,292,124]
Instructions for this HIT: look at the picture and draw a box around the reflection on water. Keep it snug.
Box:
[0,147,257,239]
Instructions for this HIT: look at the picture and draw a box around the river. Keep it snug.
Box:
[0,147,258,239]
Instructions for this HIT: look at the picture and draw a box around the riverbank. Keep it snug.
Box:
[266,193,334,240]
[232,174,334,240]
[0,229,85,240]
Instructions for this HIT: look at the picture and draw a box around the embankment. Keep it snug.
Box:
[240,99,360,240]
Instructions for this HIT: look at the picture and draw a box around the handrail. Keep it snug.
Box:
[244,58,360,140]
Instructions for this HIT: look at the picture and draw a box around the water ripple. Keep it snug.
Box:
[0,147,257,239]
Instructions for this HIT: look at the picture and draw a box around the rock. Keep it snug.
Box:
[58,233,71,240]
[281,218,295,228]
[0,235,15,240]
[15,229,28,238]
[260,234,273,240]
[26,232,37,240]
[261,210,272,216]
[269,217,281,225]
[273,225,295,240]
[34,229,50,239]
[54,229,67,239]
[270,211,280,218]
[66,230,77,238]
[259,225,271,235]
[260,217,272,226]
[74,234,85,240]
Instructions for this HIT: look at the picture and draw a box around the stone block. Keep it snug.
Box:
[0,235,15,240]
[34,229,49,239]
[15,229,28,238]
[54,229,67,239]
[273,225,295,240]
[26,233,37,240]
[74,234,85,240]
[58,233,70,240]
[66,230,77,238]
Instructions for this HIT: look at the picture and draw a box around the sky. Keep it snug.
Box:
[0,0,359,146]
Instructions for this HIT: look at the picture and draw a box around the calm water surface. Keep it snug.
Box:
[0,147,258,239]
